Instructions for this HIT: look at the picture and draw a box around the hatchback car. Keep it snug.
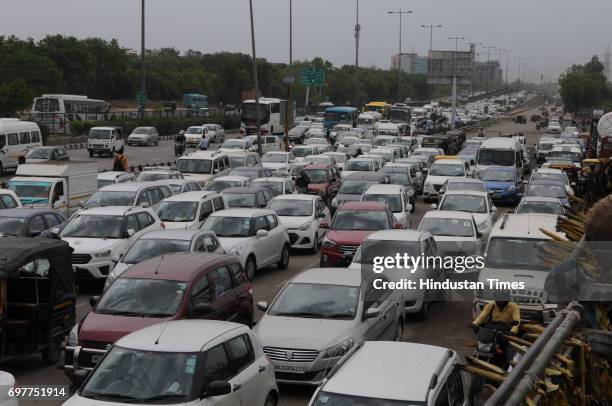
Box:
[228,166,273,180]
[165,178,202,194]
[439,177,487,196]
[155,191,227,229]
[25,146,69,163]
[204,123,225,143]
[331,172,389,208]
[302,163,341,203]
[525,179,569,206]
[361,184,413,228]
[96,171,136,189]
[341,157,380,178]
[126,126,159,146]
[205,176,251,192]
[434,191,497,239]
[515,196,566,215]
[481,166,523,205]
[226,151,262,169]
[261,151,295,171]
[84,182,173,210]
[137,168,184,182]
[0,208,65,237]
[222,187,273,208]
[251,177,296,197]
[220,138,254,152]
[254,268,404,386]
[423,158,470,202]
[418,210,482,262]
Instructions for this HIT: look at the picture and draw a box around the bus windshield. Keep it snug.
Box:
[241,104,270,125]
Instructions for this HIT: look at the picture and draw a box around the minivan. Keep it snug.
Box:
[0,119,43,174]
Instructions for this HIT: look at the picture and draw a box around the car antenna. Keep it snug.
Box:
[154,255,163,274]
[154,320,170,345]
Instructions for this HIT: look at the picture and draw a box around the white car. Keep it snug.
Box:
[126,126,159,146]
[341,157,379,178]
[267,194,330,252]
[547,122,562,134]
[433,190,497,240]
[251,177,296,197]
[439,177,487,196]
[184,125,209,147]
[203,123,225,143]
[0,188,21,209]
[361,184,412,228]
[64,320,279,406]
[60,206,164,280]
[0,370,18,406]
[322,152,350,170]
[418,210,483,263]
[515,196,566,215]
[96,171,136,189]
[219,138,253,152]
[423,158,471,202]
[309,342,469,406]
[261,151,295,170]
[201,208,290,279]
[165,178,202,194]
[137,167,183,182]
[105,229,224,290]
[205,175,251,192]
[226,151,262,168]
[254,268,404,386]
[291,145,317,162]
[529,167,575,196]
[155,191,228,229]
[303,154,336,166]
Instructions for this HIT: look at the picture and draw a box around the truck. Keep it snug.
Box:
[8,162,98,216]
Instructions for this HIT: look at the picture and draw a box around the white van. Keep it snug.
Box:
[357,112,379,131]
[0,119,43,174]
[86,126,124,157]
[175,150,231,185]
[475,137,524,178]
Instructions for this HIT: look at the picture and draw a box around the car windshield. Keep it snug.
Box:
[339,137,358,145]
[227,156,248,168]
[516,201,563,215]
[386,173,410,186]
[531,173,566,184]
[268,199,312,216]
[62,214,124,238]
[527,183,566,198]
[132,128,149,134]
[446,182,486,192]
[293,148,314,157]
[328,154,346,163]
[486,238,551,271]
[89,129,111,139]
[345,161,373,171]
[97,179,114,189]
[0,217,26,236]
[268,283,359,319]
[362,194,401,212]
[202,216,252,237]
[176,159,212,174]
[440,195,487,213]
[262,154,287,163]
[186,127,203,135]
[332,210,389,230]
[27,149,52,159]
[253,181,283,196]
[8,181,51,204]
[429,163,464,176]
[156,201,198,222]
[221,140,244,149]
[303,169,328,183]
[81,346,197,403]
[225,193,257,208]
[550,151,581,162]
[482,170,514,182]
[137,172,170,181]
[373,138,391,146]
[340,180,377,194]
[122,239,192,264]
[85,191,136,208]
[354,240,419,264]
[477,149,515,166]
[206,180,239,192]
[419,218,474,237]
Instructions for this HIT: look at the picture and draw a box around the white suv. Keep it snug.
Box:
[309,341,468,406]
[155,191,228,229]
[65,320,279,406]
[201,208,290,280]
[60,206,163,280]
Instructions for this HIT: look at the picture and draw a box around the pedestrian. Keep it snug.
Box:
[197,135,210,150]
[113,146,128,171]
[295,170,311,193]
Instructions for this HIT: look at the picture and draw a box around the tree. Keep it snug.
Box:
[559,56,611,112]
[0,79,32,116]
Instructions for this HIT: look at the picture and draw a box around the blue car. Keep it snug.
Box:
[480,167,523,204]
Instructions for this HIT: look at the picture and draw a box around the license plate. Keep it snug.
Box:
[273,364,306,374]
[91,354,103,363]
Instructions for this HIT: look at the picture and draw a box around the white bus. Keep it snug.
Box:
[240,97,288,136]
[31,94,109,133]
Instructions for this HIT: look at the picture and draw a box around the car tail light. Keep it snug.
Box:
[160,222,166,229]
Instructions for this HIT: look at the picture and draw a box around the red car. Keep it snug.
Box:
[303,163,342,202]
[319,201,402,267]
[64,252,252,381]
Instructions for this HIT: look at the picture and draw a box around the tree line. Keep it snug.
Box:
[559,56,612,112]
[0,34,430,116]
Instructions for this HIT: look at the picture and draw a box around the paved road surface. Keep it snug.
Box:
[3,106,545,406]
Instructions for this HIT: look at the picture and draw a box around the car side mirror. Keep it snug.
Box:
[319,221,329,229]
[430,203,438,209]
[204,381,232,398]
[363,307,380,320]
[257,301,268,311]
[256,229,269,238]
[72,369,91,386]
[125,228,136,238]
[89,296,100,307]
[191,303,213,317]
[79,200,85,209]
[50,227,60,236]
[492,206,498,212]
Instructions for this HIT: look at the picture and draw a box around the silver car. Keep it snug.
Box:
[126,126,159,146]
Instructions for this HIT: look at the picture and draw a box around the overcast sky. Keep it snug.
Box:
[2,0,611,80]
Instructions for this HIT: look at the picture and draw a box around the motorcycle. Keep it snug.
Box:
[473,321,516,369]
[175,141,186,157]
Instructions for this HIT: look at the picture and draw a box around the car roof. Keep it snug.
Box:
[491,213,564,239]
[212,176,249,182]
[338,201,387,211]
[519,196,562,204]
[422,210,474,220]
[222,187,268,194]
[344,172,388,181]
[363,184,402,194]
[446,177,483,184]
[322,341,453,402]
[231,166,265,171]
[97,171,129,180]
[122,252,232,282]
[304,163,333,170]
[0,208,59,217]
[137,229,210,240]
[252,177,286,183]
[116,320,247,352]
[209,208,272,217]
[182,150,227,159]
[431,159,464,165]
[443,190,489,197]
[291,268,362,287]
[77,206,142,215]
[97,182,158,192]
[162,191,219,201]
[271,194,317,201]
[480,137,520,149]
[364,229,429,242]
[483,166,516,172]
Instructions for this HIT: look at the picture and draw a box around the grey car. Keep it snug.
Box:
[0,208,66,237]
[126,126,159,146]
[331,172,390,209]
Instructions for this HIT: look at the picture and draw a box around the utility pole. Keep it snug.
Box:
[139,0,146,119]
[389,9,413,103]
[448,35,464,130]
[501,49,512,91]
[482,46,495,93]
[248,0,262,156]
[515,56,523,84]
[289,0,292,66]
[467,42,482,96]
[421,23,442,53]
[354,0,361,107]
[285,0,293,152]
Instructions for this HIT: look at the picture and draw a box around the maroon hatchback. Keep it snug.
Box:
[64,252,253,381]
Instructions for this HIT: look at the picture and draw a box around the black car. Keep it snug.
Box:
[222,187,273,208]
[0,208,66,237]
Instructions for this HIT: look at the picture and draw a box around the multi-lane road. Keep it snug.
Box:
[3,108,544,406]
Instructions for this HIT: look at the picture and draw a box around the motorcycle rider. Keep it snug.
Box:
[176,130,186,144]
[470,290,520,335]
[175,130,186,156]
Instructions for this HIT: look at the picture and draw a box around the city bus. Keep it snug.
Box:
[323,106,358,131]
[364,101,390,118]
[182,93,209,110]
[30,94,109,133]
[240,98,289,136]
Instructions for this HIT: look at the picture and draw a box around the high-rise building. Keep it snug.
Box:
[391,53,428,75]
[474,60,502,83]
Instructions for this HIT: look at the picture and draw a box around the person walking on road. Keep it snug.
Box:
[113,146,128,171]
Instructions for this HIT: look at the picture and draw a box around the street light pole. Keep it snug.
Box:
[420,23,442,52]
[467,42,482,96]
[482,46,495,93]
[139,0,146,119]
[289,0,292,66]
[448,35,464,130]
[248,0,262,156]
[354,0,361,106]
[389,9,413,103]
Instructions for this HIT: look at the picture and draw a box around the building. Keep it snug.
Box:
[475,60,502,84]
[427,50,474,88]
[391,53,428,75]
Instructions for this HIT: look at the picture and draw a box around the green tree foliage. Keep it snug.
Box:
[0,79,33,116]
[0,34,429,109]
[559,56,611,112]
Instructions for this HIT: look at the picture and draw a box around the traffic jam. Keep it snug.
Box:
[0,93,610,406]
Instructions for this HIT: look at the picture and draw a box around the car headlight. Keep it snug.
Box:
[322,338,354,359]
[477,220,488,231]
[229,244,246,256]
[298,222,311,231]
[92,249,112,259]
[67,324,79,346]
[322,238,336,249]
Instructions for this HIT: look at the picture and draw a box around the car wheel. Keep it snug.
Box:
[277,244,290,270]
[245,256,257,280]
[310,233,320,254]
[264,393,278,406]
[393,320,404,341]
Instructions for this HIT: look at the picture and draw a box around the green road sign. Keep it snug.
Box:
[299,69,325,86]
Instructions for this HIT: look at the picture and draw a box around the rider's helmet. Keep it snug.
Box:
[179,130,186,135]
[493,290,511,309]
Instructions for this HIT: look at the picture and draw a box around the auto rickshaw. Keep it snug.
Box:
[0,237,76,365]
